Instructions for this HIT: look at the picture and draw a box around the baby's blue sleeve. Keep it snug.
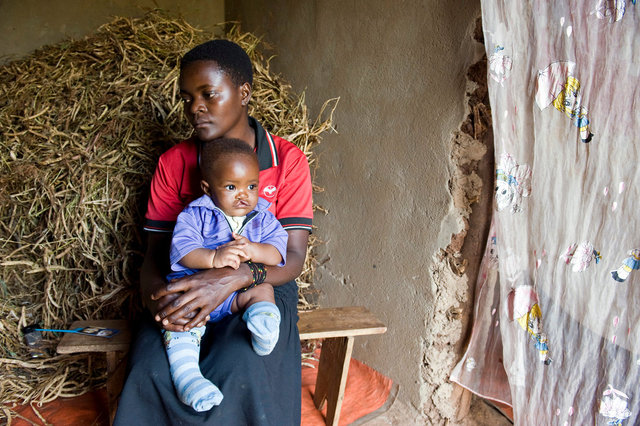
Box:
[169,207,206,272]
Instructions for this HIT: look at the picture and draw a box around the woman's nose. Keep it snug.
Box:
[189,98,206,115]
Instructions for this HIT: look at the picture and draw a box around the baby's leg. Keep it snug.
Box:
[163,327,223,411]
[235,284,281,356]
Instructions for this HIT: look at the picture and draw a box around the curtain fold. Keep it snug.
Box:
[451,2,640,424]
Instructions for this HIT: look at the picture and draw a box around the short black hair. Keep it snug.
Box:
[181,39,253,87]
[200,138,257,179]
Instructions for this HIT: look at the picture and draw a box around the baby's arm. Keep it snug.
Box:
[180,246,246,270]
[171,206,247,271]
[211,211,287,267]
[243,242,283,266]
[180,248,216,269]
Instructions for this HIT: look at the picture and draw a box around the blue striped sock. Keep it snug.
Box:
[163,327,223,411]
[242,301,281,356]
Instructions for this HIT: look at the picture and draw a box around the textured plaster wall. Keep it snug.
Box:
[227,0,483,417]
[0,0,224,64]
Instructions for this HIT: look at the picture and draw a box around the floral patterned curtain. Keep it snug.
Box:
[451,2,640,424]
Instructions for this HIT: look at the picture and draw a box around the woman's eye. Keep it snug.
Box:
[225,185,235,190]
[181,98,191,104]
[204,92,216,99]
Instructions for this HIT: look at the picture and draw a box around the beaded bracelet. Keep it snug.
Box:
[241,261,267,292]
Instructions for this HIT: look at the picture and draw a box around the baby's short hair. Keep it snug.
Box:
[200,138,257,178]
[181,39,253,87]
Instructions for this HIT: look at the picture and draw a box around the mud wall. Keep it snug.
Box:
[226,1,492,421]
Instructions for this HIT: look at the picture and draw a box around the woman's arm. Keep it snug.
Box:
[262,229,309,283]
[151,229,309,330]
[140,232,199,332]
[140,232,171,312]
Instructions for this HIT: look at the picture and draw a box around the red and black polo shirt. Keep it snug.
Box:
[144,117,313,233]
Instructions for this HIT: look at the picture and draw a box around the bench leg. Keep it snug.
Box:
[313,336,354,426]
[106,351,127,426]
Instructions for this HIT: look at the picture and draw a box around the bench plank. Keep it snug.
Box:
[56,320,131,354]
[298,306,387,340]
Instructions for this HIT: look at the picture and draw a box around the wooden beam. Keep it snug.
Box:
[298,306,386,340]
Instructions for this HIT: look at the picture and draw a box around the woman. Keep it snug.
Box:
[114,39,312,425]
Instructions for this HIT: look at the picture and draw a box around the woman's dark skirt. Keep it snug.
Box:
[114,280,301,426]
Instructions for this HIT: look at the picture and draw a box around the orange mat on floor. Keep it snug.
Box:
[301,355,394,425]
[7,356,393,425]
[8,391,110,425]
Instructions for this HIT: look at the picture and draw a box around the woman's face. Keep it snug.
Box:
[179,60,251,143]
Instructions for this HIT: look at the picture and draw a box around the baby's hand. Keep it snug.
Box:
[228,232,254,262]
[212,246,245,269]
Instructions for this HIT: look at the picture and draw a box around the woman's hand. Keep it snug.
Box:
[151,263,252,331]
[141,230,309,331]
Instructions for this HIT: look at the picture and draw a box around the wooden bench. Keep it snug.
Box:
[57,306,386,426]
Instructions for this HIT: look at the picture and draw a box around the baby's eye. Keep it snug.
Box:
[225,184,236,190]
[248,184,257,190]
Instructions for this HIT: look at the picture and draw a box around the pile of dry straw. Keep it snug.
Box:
[0,10,337,413]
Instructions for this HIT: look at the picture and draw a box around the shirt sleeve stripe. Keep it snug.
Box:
[280,218,312,233]
[282,225,313,232]
[143,219,175,233]
[144,228,174,233]
[279,217,312,227]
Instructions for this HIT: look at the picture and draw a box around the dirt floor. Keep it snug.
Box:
[360,396,513,425]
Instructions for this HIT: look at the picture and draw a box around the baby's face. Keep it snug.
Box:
[204,154,259,217]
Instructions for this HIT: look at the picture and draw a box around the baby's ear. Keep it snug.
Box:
[200,179,210,195]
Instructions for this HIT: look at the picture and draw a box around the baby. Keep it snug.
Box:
[163,137,288,411]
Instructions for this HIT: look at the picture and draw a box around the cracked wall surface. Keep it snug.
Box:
[422,19,497,424]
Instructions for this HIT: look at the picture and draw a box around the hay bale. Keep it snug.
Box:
[0,10,337,410]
